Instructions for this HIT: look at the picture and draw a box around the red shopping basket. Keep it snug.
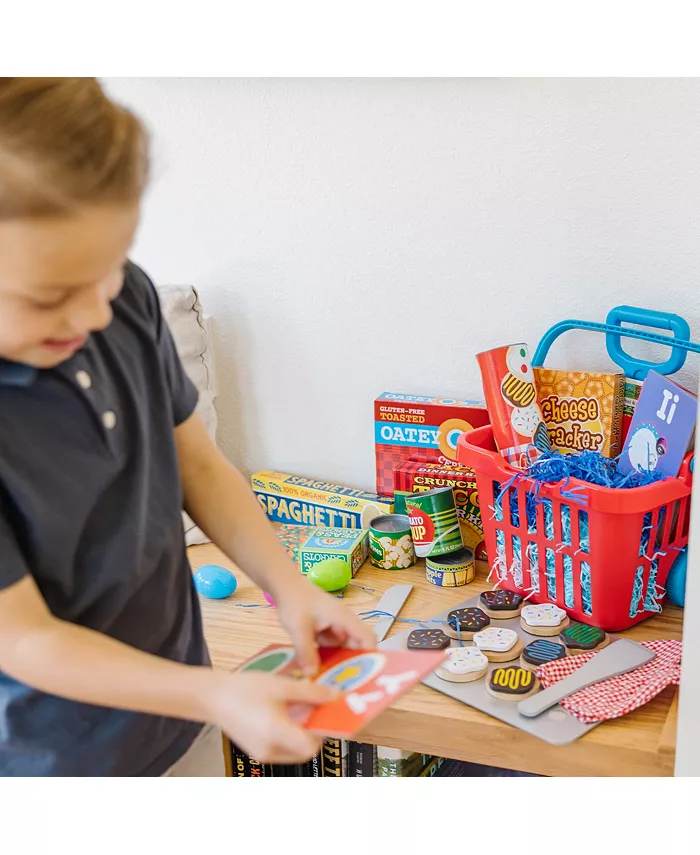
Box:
[458,426,693,631]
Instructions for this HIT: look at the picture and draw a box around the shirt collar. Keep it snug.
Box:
[0,359,39,387]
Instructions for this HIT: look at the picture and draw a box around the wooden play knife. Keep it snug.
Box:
[373,584,413,642]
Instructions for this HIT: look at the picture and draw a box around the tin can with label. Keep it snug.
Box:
[368,515,416,569]
[405,487,464,558]
[425,547,475,587]
[476,343,551,470]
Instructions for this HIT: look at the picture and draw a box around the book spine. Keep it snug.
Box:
[228,743,271,777]
[310,752,323,777]
[349,741,377,777]
[322,738,344,777]
[419,755,446,777]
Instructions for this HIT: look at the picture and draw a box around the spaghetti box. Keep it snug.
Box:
[618,370,697,478]
[393,460,483,549]
[374,393,489,496]
[251,471,393,529]
[299,527,369,577]
[534,368,625,457]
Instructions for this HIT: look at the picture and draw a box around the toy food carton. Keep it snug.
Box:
[374,393,489,495]
[393,460,483,549]
[299,527,369,577]
[534,369,625,457]
[622,378,644,442]
[276,524,318,566]
[252,471,393,529]
[618,370,696,478]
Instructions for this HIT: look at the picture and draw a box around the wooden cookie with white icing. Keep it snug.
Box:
[472,626,524,662]
[435,647,489,684]
[519,603,570,637]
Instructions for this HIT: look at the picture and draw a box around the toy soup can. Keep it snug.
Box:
[405,487,464,558]
[369,515,415,569]
[425,547,475,587]
[476,343,551,470]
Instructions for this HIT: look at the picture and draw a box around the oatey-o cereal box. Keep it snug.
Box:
[534,369,625,458]
[374,393,489,496]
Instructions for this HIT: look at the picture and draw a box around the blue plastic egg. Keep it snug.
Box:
[666,549,687,608]
[193,564,237,599]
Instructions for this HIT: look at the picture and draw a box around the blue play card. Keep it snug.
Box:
[618,370,697,478]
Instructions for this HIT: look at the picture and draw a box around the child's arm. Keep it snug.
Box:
[175,413,376,672]
[0,574,335,763]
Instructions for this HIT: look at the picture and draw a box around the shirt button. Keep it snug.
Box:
[102,410,117,430]
[76,370,92,390]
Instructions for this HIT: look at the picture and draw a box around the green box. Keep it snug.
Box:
[299,527,369,577]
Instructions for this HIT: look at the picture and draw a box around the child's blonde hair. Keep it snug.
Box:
[0,77,148,218]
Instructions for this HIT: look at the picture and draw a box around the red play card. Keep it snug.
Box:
[238,644,444,738]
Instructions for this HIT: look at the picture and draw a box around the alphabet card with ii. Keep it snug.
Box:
[618,369,697,478]
[237,644,445,738]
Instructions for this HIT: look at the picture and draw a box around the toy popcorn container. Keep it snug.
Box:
[477,343,551,470]
[369,515,416,569]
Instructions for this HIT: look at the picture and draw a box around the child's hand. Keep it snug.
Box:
[213,671,338,763]
[274,578,377,676]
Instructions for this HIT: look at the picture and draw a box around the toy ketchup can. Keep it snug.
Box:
[405,487,464,558]
[369,515,416,569]
[425,547,475,587]
[476,343,551,470]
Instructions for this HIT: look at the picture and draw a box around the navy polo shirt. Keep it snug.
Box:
[0,262,209,776]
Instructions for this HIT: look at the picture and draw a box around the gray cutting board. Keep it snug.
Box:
[379,593,617,746]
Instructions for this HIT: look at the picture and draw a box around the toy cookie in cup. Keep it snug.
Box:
[369,515,416,569]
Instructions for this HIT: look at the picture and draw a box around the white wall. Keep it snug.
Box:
[105,78,700,490]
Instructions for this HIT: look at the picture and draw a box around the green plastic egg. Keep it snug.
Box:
[307,558,352,592]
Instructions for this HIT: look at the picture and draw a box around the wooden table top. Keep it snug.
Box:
[192,540,683,777]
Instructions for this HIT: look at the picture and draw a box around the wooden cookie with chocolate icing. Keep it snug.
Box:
[443,607,490,640]
[479,589,525,619]
[486,666,540,701]
[472,626,524,662]
[407,628,451,651]
[435,647,489,684]
[519,603,570,636]
[560,622,609,655]
[520,638,566,672]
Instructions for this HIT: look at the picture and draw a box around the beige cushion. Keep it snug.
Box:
[158,285,217,546]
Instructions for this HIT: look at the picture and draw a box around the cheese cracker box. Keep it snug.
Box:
[299,527,369,577]
[393,460,483,549]
[374,393,489,496]
[534,369,625,457]
[252,471,393,529]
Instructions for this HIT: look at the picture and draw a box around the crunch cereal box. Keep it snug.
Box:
[534,369,625,458]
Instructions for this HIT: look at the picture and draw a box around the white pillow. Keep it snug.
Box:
[157,285,217,546]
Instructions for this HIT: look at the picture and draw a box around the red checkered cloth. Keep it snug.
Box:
[536,640,682,724]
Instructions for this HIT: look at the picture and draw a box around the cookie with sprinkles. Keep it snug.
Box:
[443,607,490,640]
[435,647,489,684]
[479,589,525,619]
[407,628,451,651]
[520,639,566,672]
[561,622,609,655]
[486,666,540,702]
[520,603,570,636]
[473,626,524,662]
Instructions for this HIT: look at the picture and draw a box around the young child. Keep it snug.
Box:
[0,77,374,776]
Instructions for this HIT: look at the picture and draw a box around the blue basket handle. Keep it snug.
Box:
[533,305,700,379]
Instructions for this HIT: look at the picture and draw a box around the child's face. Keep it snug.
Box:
[0,205,139,368]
